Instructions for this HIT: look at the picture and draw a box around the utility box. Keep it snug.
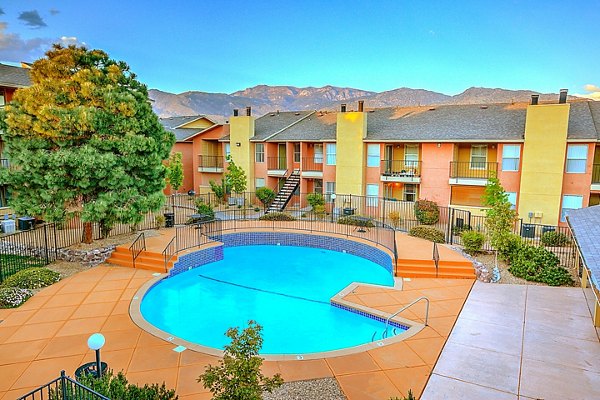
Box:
[521,223,536,238]
[164,213,175,228]
[17,217,35,231]
[343,207,355,216]
[1,219,15,234]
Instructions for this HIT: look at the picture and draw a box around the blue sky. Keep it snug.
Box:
[1,1,599,98]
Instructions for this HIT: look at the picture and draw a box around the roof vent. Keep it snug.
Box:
[295,112,300,116]
[270,113,275,117]
[480,105,488,109]
[341,103,347,112]
[428,107,436,111]
[233,109,239,117]
[559,89,568,104]
[531,94,539,105]
[246,106,252,116]
[358,100,364,112]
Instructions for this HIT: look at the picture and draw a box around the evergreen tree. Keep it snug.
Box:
[0,45,174,242]
[483,177,518,257]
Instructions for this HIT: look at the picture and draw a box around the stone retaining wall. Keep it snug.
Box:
[56,245,117,267]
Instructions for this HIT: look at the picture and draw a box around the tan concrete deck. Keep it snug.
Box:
[422,282,600,399]
[0,264,473,399]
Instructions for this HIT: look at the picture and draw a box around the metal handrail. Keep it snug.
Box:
[18,370,109,400]
[129,232,146,269]
[162,236,176,271]
[433,242,440,278]
[385,296,430,333]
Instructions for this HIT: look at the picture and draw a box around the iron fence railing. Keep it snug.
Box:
[302,157,324,172]
[381,160,422,177]
[198,155,224,170]
[449,161,498,179]
[267,156,287,170]
[129,232,146,268]
[592,163,600,184]
[17,370,109,400]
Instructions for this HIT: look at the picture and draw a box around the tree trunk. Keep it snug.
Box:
[83,221,93,244]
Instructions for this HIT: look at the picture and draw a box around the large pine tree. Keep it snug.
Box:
[0,45,175,242]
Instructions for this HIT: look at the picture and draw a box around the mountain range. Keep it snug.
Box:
[149,85,577,118]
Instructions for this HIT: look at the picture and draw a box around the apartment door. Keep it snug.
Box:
[278,144,287,169]
[384,145,393,173]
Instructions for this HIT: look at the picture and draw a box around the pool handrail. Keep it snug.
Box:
[384,296,429,335]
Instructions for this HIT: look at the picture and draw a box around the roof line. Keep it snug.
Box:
[587,101,600,138]
[173,115,216,129]
[183,123,224,141]
[259,111,317,142]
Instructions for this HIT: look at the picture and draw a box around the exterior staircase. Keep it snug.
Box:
[265,169,301,214]
[106,246,177,272]
[395,258,476,279]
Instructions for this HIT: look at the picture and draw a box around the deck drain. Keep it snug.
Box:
[173,345,187,353]
[152,273,161,277]
[296,355,304,360]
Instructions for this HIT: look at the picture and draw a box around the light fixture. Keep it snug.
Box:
[235,142,241,147]
[437,143,441,148]
[87,333,106,377]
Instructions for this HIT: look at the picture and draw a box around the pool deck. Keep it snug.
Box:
[0,264,473,399]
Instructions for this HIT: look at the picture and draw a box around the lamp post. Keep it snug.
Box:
[87,333,105,378]
[330,193,336,223]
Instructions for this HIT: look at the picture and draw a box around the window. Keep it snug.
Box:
[225,143,231,158]
[314,179,323,194]
[470,145,487,169]
[314,144,323,164]
[255,143,264,163]
[404,145,419,168]
[367,144,380,167]
[325,182,336,202]
[0,90,5,107]
[403,184,417,202]
[326,143,336,165]
[366,184,379,206]
[294,143,300,163]
[561,195,583,221]
[255,178,265,188]
[506,192,517,209]
[566,145,587,173]
[502,145,521,171]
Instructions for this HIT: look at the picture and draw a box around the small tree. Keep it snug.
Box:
[165,152,184,193]
[209,179,229,204]
[198,321,283,400]
[483,177,518,258]
[255,187,275,210]
[226,157,247,195]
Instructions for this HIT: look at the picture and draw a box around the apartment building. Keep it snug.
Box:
[192,92,600,227]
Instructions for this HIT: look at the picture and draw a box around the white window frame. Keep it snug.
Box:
[325,182,336,203]
[403,184,417,202]
[470,145,487,170]
[366,184,379,206]
[367,144,380,168]
[566,144,588,173]
[255,143,265,163]
[502,145,521,172]
[314,144,323,164]
[255,178,265,188]
[561,195,583,222]
[326,143,336,165]
[224,143,231,158]
[506,192,517,210]
[293,143,300,163]
[0,90,5,107]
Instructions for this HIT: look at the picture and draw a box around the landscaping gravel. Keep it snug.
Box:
[263,378,347,400]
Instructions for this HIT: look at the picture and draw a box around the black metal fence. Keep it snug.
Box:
[17,370,109,400]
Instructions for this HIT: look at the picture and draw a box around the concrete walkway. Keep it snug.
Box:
[422,282,600,399]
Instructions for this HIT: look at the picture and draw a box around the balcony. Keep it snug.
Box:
[301,157,323,178]
[267,157,287,176]
[198,155,224,173]
[449,161,498,186]
[592,164,600,191]
[380,160,421,183]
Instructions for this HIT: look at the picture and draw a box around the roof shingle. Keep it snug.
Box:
[0,63,31,88]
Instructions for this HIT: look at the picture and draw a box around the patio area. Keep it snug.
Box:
[0,264,473,400]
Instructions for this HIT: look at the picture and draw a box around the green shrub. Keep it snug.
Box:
[74,369,177,400]
[195,199,215,220]
[338,215,375,227]
[508,243,573,286]
[388,211,402,228]
[414,199,439,225]
[461,230,485,255]
[313,204,326,218]
[306,193,325,208]
[1,267,60,289]
[498,233,523,261]
[409,225,445,243]
[0,287,33,308]
[255,187,276,209]
[540,231,571,247]
[259,212,296,221]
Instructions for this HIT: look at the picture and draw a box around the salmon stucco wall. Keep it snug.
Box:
[165,142,193,194]
[420,143,453,204]
[559,142,596,225]
[496,143,523,213]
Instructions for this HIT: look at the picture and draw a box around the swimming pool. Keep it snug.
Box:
[140,243,407,355]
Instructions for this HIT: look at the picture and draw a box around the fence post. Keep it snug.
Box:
[43,224,49,265]
[447,208,454,244]
[60,370,67,399]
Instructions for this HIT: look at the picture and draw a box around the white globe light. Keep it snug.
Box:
[87,333,105,350]
[331,194,336,200]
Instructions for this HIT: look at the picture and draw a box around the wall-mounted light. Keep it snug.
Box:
[437,143,441,148]
[235,142,241,147]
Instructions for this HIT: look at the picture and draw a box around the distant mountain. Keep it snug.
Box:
[149,85,579,118]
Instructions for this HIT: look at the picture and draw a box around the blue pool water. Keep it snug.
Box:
[141,245,403,354]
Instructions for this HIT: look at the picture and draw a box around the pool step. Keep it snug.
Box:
[395,258,475,279]
[106,246,178,272]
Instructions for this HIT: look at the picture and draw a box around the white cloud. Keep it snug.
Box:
[59,36,86,47]
[0,22,50,62]
[574,84,600,101]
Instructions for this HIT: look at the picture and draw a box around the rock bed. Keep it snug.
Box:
[263,378,347,400]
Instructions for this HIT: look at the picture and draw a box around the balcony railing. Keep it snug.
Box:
[198,155,224,169]
[449,161,498,179]
[302,156,323,172]
[593,164,600,184]
[267,157,287,170]
[381,160,421,177]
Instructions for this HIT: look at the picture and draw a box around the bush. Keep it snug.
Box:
[409,225,445,243]
[255,187,276,209]
[313,204,326,218]
[1,267,60,289]
[461,230,485,255]
[0,287,33,308]
[259,212,296,221]
[508,243,573,286]
[75,369,177,400]
[306,193,325,208]
[414,200,439,225]
[540,231,571,247]
[338,216,375,227]
[388,211,402,228]
[498,233,523,261]
[195,199,215,220]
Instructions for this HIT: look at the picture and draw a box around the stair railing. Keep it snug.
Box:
[129,232,146,269]
[162,236,176,271]
[384,296,430,336]
[432,242,440,278]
